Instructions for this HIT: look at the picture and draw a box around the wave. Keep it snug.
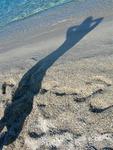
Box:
[0,0,76,28]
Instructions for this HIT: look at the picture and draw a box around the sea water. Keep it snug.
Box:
[0,0,76,29]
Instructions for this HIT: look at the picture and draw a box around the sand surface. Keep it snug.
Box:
[0,1,113,149]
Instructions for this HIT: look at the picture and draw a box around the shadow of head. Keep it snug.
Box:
[66,16,103,46]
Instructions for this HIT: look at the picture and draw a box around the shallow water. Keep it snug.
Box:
[0,0,77,28]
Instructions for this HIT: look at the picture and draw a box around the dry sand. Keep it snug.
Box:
[0,2,113,150]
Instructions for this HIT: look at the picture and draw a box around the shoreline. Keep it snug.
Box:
[0,14,113,72]
[0,0,113,56]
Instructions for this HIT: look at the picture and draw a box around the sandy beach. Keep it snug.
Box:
[0,0,113,149]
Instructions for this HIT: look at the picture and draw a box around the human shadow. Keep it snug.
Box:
[0,16,103,148]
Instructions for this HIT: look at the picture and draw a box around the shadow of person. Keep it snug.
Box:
[0,16,103,148]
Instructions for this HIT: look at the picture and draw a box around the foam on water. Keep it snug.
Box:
[0,0,76,29]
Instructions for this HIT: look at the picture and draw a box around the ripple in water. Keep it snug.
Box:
[0,0,76,28]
